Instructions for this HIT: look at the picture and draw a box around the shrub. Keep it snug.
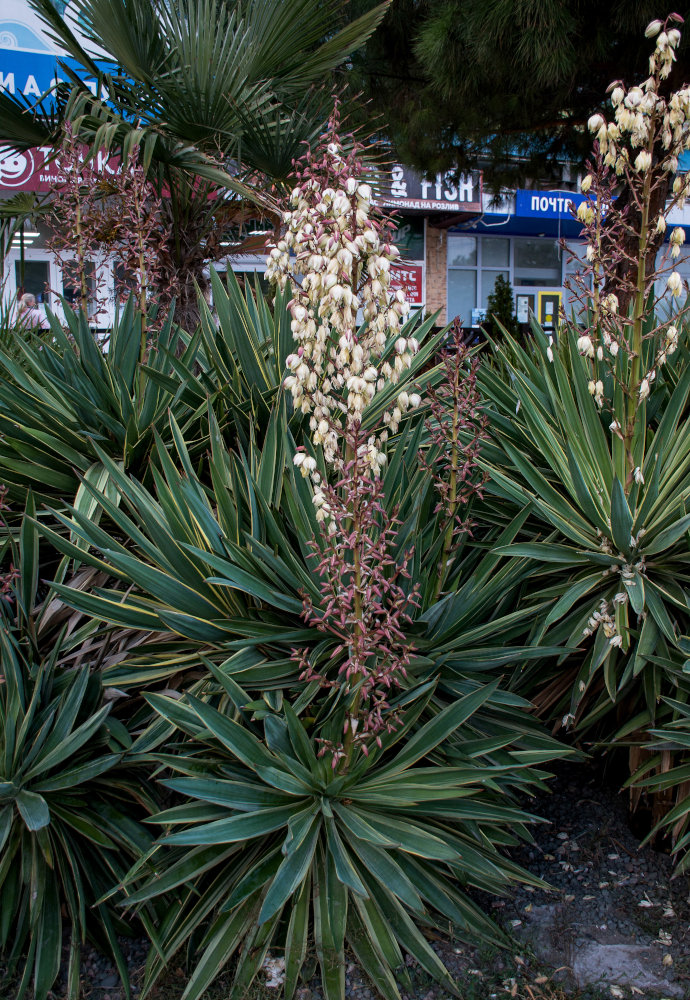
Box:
[477,13,690,864]
[484,274,519,339]
[32,117,569,999]
[0,513,154,1000]
[0,295,208,509]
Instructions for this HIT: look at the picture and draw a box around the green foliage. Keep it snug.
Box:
[347,0,690,184]
[0,271,320,520]
[0,516,154,1000]
[479,323,690,731]
[122,687,550,1000]
[630,693,690,873]
[12,290,570,996]
[0,248,571,997]
[484,274,518,340]
[0,294,211,509]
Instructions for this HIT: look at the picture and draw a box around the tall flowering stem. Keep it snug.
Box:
[47,128,177,341]
[269,111,425,769]
[46,125,110,322]
[296,441,419,770]
[569,13,690,484]
[421,321,488,602]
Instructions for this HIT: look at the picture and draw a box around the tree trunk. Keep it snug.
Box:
[173,269,208,332]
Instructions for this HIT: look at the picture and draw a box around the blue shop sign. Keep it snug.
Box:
[516,190,587,219]
[0,48,112,103]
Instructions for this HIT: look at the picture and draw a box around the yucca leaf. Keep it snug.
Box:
[283,869,311,999]
[162,804,303,846]
[16,790,50,832]
[180,894,262,1000]
[259,817,320,923]
[610,477,633,556]
[645,513,690,554]
[324,816,368,896]
[381,682,499,775]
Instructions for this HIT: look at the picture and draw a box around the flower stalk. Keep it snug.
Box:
[273,111,423,766]
[568,13,690,484]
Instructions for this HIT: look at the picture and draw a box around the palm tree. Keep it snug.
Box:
[0,0,388,326]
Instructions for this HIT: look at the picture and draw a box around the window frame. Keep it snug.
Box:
[447,234,569,323]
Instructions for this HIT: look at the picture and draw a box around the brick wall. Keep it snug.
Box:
[425,223,447,324]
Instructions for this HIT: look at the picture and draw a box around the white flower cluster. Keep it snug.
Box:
[656,323,679,368]
[586,19,690,181]
[582,598,621,646]
[641,319,681,401]
[588,378,605,407]
[575,17,690,384]
[266,141,419,470]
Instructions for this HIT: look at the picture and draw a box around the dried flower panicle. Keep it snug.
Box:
[421,320,488,545]
[294,442,419,765]
[46,126,178,330]
[46,124,112,322]
[105,150,178,327]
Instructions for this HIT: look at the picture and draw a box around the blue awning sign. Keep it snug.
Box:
[515,190,587,219]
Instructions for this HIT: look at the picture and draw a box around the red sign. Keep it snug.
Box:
[390,262,423,306]
[0,145,120,192]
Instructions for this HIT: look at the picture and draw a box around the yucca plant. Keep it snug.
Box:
[480,322,690,731]
[475,15,690,862]
[119,684,549,1000]
[30,410,570,998]
[0,512,154,1000]
[0,294,209,509]
[33,390,560,690]
[28,120,572,999]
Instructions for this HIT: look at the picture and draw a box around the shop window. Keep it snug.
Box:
[447,269,476,325]
[448,236,477,267]
[15,260,50,304]
[481,237,509,267]
[514,238,562,287]
[481,270,510,310]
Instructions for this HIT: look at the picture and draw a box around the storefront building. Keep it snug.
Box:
[443,188,589,332]
[3,2,690,331]
[383,173,690,330]
[0,1,115,322]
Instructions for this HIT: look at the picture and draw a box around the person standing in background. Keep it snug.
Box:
[16,293,50,331]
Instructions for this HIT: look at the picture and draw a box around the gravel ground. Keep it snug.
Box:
[18,761,690,1000]
[500,761,690,939]
[493,760,690,998]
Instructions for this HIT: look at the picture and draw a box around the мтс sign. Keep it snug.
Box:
[390,262,423,307]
